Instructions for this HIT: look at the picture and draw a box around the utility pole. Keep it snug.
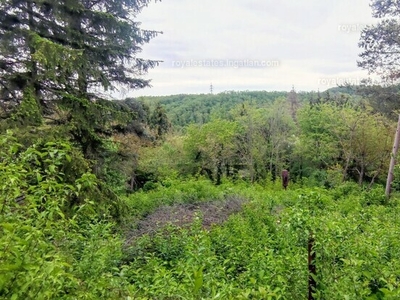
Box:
[386,114,400,198]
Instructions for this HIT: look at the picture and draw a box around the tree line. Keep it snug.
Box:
[137,89,395,189]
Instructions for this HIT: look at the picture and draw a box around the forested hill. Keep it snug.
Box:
[137,91,291,127]
[137,89,358,128]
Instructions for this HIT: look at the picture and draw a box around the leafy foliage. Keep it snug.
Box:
[140,94,394,187]
[122,181,400,299]
[0,132,130,299]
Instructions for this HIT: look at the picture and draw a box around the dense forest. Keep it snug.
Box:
[2,0,400,299]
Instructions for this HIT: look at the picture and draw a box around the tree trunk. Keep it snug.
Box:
[225,163,230,177]
[69,11,87,96]
[358,164,364,186]
[216,160,222,185]
[202,168,214,181]
[342,155,351,182]
[386,114,400,198]
[27,0,41,113]
[249,156,254,183]
[368,170,380,189]
[130,172,136,191]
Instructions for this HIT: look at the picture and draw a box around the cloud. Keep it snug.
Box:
[123,0,377,97]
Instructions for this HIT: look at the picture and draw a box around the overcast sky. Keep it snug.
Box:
[124,0,377,97]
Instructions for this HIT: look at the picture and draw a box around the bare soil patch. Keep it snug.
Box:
[124,195,246,245]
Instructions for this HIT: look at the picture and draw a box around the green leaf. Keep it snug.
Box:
[193,266,204,295]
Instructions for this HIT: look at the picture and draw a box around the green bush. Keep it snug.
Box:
[360,186,387,206]
[0,132,130,299]
[121,182,400,299]
[125,177,229,217]
[3,131,400,300]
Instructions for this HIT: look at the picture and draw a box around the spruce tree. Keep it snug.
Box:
[0,0,160,156]
[150,103,171,138]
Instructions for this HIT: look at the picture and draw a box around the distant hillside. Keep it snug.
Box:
[137,90,316,128]
[325,85,359,95]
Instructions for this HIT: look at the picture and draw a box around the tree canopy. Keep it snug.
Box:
[358,0,400,82]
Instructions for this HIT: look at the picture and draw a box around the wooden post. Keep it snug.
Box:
[308,233,316,300]
[385,114,400,198]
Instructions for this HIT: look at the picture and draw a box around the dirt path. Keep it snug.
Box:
[124,195,246,245]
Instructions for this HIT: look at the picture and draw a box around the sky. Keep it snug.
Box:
[123,0,378,97]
